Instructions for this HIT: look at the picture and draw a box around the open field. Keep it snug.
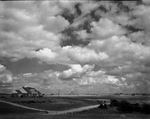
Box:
[1,96,98,111]
[0,95,150,119]
[0,106,150,119]
[0,101,41,115]
[1,95,150,111]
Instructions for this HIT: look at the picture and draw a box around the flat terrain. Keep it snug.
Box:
[0,106,150,119]
[0,101,41,115]
[0,95,150,119]
[1,96,98,111]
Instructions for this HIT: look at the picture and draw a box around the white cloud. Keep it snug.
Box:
[0,1,62,61]
[31,48,58,63]
[60,64,94,79]
[1,1,150,93]
[70,64,83,72]
[133,5,150,31]
[43,16,70,33]
[23,73,33,77]
[89,35,150,66]
[62,46,109,64]
[80,1,99,15]
[76,30,89,40]
[74,69,121,86]
[0,64,13,83]
[91,18,125,39]
[58,0,77,14]
[0,64,6,72]
[142,0,150,4]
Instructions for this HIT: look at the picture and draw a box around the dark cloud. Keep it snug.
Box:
[61,27,90,46]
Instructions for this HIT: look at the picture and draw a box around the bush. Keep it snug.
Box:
[131,103,141,112]
[117,100,133,113]
[110,99,119,107]
[110,99,150,114]
[98,101,107,109]
[98,103,107,109]
[141,103,150,114]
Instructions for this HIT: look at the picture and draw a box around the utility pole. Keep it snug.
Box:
[58,89,60,96]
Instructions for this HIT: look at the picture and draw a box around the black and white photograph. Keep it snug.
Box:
[0,0,150,119]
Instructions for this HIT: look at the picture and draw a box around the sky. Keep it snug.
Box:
[0,0,150,94]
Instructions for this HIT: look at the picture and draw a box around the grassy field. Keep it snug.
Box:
[1,96,98,111]
[0,95,150,119]
[0,106,150,119]
[0,102,41,115]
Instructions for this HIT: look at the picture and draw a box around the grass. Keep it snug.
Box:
[0,96,150,119]
[1,97,98,111]
[0,102,41,115]
[0,107,150,119]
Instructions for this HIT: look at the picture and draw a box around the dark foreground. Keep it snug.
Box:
[0,107,150,119]
[0,95,150,119]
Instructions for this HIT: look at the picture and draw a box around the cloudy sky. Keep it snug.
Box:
[0,0,150,94]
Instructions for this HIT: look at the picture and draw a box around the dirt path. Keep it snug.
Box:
[0,100,99,115]
[44,104,99,115]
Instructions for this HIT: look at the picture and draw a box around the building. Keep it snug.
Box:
[12,90,21,97]
[10,87,43,98]
[23,87,43,97]
[16,88,29,97]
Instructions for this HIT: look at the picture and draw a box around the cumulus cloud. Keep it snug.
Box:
[89,36,150,65]
[13,70,80,94]
[43,16,70,33]
[62,46,109,64]
[0,64,13,93]
[31,48,58,62]
[72,69,122,92]
[132,5,150,32]
[142,0,150,4]
[0,64,13,83]
[91,18,125,39]
[76,30,89,40]
[1,0,150,94]
[0,1,63,61]
[80,1,99,15]
[60,64,94,79]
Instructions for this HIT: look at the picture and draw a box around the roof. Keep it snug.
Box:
[23,87,41,94]
[16,88,28,94]
[12,90,18,94]
[19,88,28,93]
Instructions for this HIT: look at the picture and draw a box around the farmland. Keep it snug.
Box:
[1,96,98,111]
[0,95,150,119]
[0,101,41,115]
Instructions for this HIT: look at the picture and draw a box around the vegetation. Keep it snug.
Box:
[0,96,150,119]
[0,102,41,114]
[1,97,97,111]
[110,99,150,114]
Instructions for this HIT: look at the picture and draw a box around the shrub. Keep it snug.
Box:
[98,101,108,109]
[141,103,150,114]
[131,103,141,112]
[117,100,133,113]
[98,103,107,109]
[110,99,119,107]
